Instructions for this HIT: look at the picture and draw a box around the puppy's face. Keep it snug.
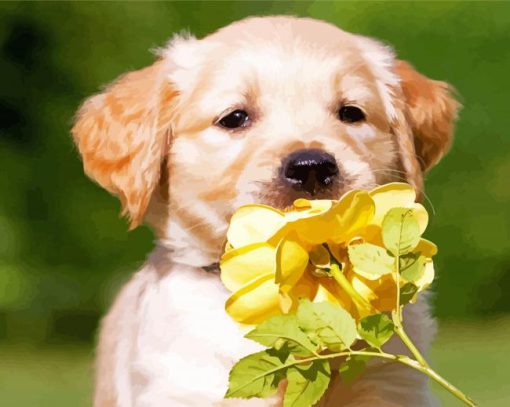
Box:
[73,17,459,265]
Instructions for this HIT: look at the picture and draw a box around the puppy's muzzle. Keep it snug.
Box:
[280,148,339,196]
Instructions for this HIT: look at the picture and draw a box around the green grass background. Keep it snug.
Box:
[0,1,509,404]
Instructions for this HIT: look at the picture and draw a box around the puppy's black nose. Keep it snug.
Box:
[281,149,339,196]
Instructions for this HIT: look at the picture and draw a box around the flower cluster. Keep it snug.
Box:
[220,183,437,324]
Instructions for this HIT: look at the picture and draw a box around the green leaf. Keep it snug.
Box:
[400,282,418,305]
[358,314,395,348]
[399,253,426,283]
[297,300,357,351]
[225,349,288,399]
[245,315,318,357]
[399,252,419,272]
[382,208,421,256]
[284,359,331,407]
[348,243,394,280]
[339,355,370,383]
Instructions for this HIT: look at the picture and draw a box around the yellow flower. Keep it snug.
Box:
[226,204,286,248]
[220,183,436,324]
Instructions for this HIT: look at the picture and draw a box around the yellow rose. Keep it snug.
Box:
[220,183,436,324]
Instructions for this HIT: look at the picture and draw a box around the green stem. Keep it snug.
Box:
[393,321,430,368]
[329,263,375,316]
[368,353,477,407]
[395,252,402,321]
[318,351,475,407]
[239,350,476,406]
[392,244,430,368]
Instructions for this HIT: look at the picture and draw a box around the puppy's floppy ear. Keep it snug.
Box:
[395,60,460,171]
[72,59,176,229]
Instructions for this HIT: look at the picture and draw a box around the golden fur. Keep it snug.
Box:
[72,16,459,407]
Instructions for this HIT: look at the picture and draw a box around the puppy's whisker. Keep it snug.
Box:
[170,203,222,233]
[371,168,409,180]
[371,168,408,176]
[184,220,216,233]
[421,191,437,217]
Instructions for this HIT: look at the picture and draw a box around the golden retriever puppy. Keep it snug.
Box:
[72,16,458,407]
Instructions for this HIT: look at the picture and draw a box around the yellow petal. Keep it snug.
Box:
[315,278,356,317]
[276,232,309,292]
[285,199,333,222]
[348,271,397,316]
[220,242,277,291]
[414,260,435,292]
[227,204,285,248]
[370,183,416,226]
[290,191,372,245]
[293,216,335,244]
[415,238,438,257]
[278,269,320,314]
[314,282,342,304]
[412,203,429,234]
[354,224,384,247]
[279,292,294,313]
[407,260,435,304]
[370,275,398,312]
[349,273,378,303]
[309,245,330,268]
[329,190,375,243]
[225,273,281,324]
[285,269,320,311]
[293,198,312,209]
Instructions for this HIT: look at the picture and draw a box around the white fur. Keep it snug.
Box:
[111,247,281,407]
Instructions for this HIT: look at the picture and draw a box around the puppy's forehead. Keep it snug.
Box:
[170,18,378,112]
[206,47,360,105]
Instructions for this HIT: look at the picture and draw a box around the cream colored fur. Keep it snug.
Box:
[72,16,458,407]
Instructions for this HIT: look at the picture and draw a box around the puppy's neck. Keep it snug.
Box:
[157,217,221,269]
[146,192,224,269]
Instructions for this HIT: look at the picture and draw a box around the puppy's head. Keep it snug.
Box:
[72,16,459,266]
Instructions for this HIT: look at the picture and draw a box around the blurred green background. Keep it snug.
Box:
[0,1,509,405]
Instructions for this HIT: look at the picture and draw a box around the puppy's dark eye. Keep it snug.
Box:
[339,106,365,123]
[218,110,249,129]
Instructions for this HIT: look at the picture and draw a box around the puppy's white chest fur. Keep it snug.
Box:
[121,251,276,406]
